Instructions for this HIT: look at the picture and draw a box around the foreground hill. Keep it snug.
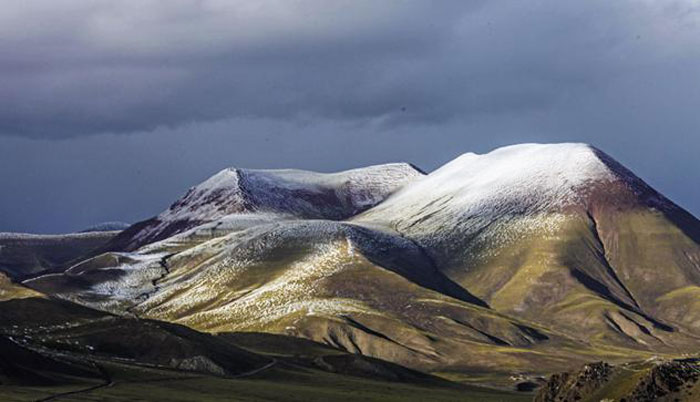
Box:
[11,143,700,398]
[0,275,488,400]
[0,294,511,401]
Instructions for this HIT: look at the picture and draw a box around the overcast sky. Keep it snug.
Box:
[1,0,699,233]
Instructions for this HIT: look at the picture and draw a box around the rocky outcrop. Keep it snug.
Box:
[534,362,613,402]
[536,359,700,401]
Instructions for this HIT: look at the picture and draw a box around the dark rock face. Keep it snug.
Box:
[534,362,613,402]
[625,360,700,401]
[515,381,539,392]
[536,360,700,402]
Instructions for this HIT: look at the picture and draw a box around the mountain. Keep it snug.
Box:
[8,143,700,398]
[104,163,423,251]
[80,221,131,232]
[356,143,700,346]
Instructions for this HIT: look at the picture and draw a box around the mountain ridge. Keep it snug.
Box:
[104,162,424,252]
[6,142,700,396]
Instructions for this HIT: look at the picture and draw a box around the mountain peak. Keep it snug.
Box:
[109,163,423,250]
[165,163,425,222]
[416,143,615,207]
[357,143,669,231]
[448,142,618,185]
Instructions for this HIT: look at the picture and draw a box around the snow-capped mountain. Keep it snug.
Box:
[356,143,700,343]
[107,163,423,251]
[356,143,675,233]
[16,143,700,380]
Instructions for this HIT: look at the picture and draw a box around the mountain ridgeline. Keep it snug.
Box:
[3,143,700,399]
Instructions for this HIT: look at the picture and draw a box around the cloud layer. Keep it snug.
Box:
[3,1,698,138]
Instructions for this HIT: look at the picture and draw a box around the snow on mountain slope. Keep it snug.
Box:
[27,217,587,373]
[171,163,424,220]
[359,143,662,225]
[354,143,682,256]
[26,219,484,314]
[108,163,423,251]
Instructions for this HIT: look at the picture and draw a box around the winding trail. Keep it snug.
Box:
[231,358,278,378]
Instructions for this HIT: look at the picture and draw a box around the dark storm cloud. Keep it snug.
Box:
[0,1,467,137]
[1,1,700,233]
[3,1,698,138]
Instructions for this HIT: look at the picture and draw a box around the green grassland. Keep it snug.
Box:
[0,297,531,401]
[1,361,531,402]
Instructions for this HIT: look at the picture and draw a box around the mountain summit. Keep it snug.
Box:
[359,143,673,223]
[108,163,423,251]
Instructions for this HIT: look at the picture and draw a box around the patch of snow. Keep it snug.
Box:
[158,168,247,223]
[38,251,172,312]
